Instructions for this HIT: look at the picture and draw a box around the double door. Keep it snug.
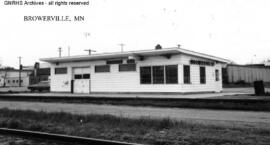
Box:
[73,67,91,93]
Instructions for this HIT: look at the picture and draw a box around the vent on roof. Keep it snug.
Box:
[155,44,162,50]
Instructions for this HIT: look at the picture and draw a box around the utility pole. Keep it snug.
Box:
[18,56,22,87]
[84,32,90,38]
[84,49,96,55]
[118,43,125,52]
[58,47,62,57]
[68,46,70,56]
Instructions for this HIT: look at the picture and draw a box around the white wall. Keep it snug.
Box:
[180,55,223,92]
[49,54,223,93]
[0,71,31,87]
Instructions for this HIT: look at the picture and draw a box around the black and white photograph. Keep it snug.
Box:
[0,0,270,144]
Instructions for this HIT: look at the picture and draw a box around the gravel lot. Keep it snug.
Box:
[0,101,269,128]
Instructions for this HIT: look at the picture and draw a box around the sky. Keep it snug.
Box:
[0,0,270,68]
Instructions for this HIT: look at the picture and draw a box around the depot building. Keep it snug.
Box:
[40,47,230,94]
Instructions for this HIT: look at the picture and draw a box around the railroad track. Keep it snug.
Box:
[0,128,142,145]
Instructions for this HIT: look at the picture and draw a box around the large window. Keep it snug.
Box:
[140,67,152,84]
[200,67,206,84]
[165,65,178,84]
[153,66,164,84]
[183,65,190,84]
[140,65,178,84]
[119,64,136,72]
[215,69,219,81]
[95,65,110,73]
[55,67,67,74]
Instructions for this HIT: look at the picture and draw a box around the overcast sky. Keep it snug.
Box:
[1,0,270,68]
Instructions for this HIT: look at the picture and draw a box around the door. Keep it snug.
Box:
[73,67,91,93]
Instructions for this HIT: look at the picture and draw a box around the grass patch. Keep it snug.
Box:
[0,108,269,145]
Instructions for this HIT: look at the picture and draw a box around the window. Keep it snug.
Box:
[200,67,206,84]
[106,59,123,64]
[8,80,10,83]
[16,80,18,83]
[83,74,90,79]
[153,66,164,84]
[215,69,219,81]
[55,67,67,74]
[95,65,110,73]
[74,74,90,79]
[119,64,136,72]
[140,65,179,85]
[37,68,51,75]
[183,65,190,84]
[74,74,82,79]
[165,65,178,84]
[13,80,15,83]
[127,59,135,64]
[20,80,23,83]
[140,67,151,84]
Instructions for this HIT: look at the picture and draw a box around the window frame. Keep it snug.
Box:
[165,65,178,84]
[55,67,67,75]
[83,74,90,79]
[215,69,219,81]
[140,66,152,84]
[152,66,165,84]
[200,66,206,84]
[95,65,110,73]
[183,65,191,84]
[74,74,82,79]
[140,65,178,85]
[119,63,136,72]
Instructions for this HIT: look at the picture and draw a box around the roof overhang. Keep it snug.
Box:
[40,48,181,63]
[40,47,231,64]
[177,48,231,63]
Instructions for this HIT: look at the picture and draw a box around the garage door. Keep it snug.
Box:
[73,67,91,93]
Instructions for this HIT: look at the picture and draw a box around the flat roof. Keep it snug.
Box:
[40,47,231,64]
